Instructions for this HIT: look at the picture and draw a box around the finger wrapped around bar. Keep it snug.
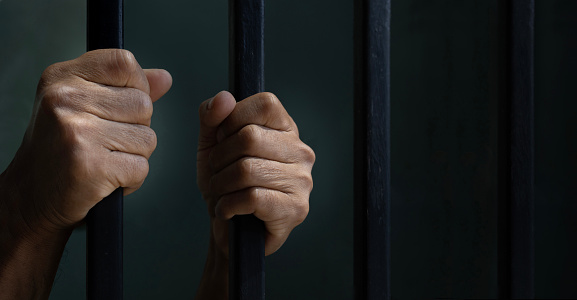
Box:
[216,92,298,140]
[40,83,153,126]
[216,186,309,255]
[209,157,313,197]
[40,49,150,92]
[209,124,313,172]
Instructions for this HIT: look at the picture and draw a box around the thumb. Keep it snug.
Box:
[198,91,236,150]
[144,69,173,102]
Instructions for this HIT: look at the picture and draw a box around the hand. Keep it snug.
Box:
[1,49,172,236]
[197,91,315,257]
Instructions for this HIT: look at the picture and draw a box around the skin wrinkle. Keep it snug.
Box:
[210,157,297,197]
[1,51,314,299]
[85,87,153,124]
[209,125,303,172]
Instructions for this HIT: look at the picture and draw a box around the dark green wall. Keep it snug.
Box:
[0,0,575,298]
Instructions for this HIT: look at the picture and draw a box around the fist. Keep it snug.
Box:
[3,49,172,233]
[197,91,315,256]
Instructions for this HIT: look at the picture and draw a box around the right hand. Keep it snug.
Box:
[1,49,172,235]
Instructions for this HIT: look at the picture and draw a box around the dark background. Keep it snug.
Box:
[0,0,575,298]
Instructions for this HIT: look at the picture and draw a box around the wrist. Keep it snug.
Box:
[195,225,229,300]
[0,170,72,299]
[0,167,73,257]
[1,159,73,236]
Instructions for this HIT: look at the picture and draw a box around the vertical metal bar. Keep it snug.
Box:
[86,0,124,299]
[228,0,265,299]
[496,0,535,298]
[353,0,391,299]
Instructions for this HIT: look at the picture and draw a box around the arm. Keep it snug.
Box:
[195,91,315,299]
[0,49,172,299]
[0,171,72,299]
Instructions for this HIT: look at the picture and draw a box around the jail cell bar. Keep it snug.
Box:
[497,0,535,299]
[353,0,391,299]
[86,0,124,299]
[228,0,266,299]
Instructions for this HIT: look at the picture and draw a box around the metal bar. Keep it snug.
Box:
[86,0,124,299]
[228,0,266,299]
[496,0,535,298]
[353,0,391,299]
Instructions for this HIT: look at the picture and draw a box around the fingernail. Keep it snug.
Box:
[207,97,215,110]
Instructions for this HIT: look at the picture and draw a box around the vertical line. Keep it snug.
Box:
[497,0,535,298]
[228,0,266,299]
[353,0,391,299]
[86,0,124,299]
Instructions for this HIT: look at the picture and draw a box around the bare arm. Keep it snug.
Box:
[0,49,172,299]
[195,91,315,299]
[0,172,72,299]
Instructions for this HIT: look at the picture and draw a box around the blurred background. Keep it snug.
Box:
[0,0,575,298]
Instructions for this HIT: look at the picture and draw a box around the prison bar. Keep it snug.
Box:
[228,0,266,299]
[86,0,124,299]
[496,0,535,298]
[353,0,391,299]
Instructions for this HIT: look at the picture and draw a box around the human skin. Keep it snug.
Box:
[0,49,314,299]
[195,91,315,299]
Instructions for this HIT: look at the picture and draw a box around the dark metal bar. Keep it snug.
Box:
[496,0,535,298]
[353,0,391,299]
[228,0,265,299]
[86,0,124,299]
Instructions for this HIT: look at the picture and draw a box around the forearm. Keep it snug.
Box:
[195,230,228,300]
[0,170,72,300]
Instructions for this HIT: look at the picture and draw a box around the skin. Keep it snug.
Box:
[195,91,315,299]
[0,49,314,299]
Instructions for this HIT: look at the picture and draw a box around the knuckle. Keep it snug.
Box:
[257,92,293,131]
[39,63,64,85]
[298,143,316,165]
[257,92,279,113]
[113,49,138,73]
[260,92,279,104]
[129,155,150,183]
[238,124,261,148]
[132,90,154,120]
[305,173,314,192]
[238,158,255,179]
[140,127,158,153]
[40,83,82,113]
[295,205,309,225]
[292,197,310,225]
[296,168,314,193]
[62,116,95,148]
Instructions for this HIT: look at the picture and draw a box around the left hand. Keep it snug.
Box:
[197,91,315,256]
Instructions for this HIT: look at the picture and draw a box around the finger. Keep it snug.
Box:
[209,157,313,198]
[198,91,236,151]
[110,152,150,196]
[51,49,150,94]
[144,69,172,102]
[210,124,314,173]
[91,117,157,159]
[214,187,309,256]
[90,151,150,199]
[218,92,298,141]
[58,81,154,126]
